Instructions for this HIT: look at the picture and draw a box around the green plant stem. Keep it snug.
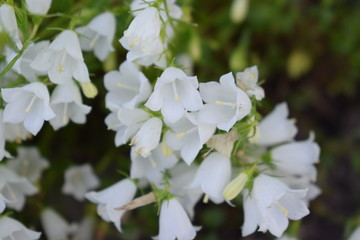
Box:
[0,23,40,80]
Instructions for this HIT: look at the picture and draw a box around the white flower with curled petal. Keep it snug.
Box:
[169,163,203,219]
[0,166,38,212]
[105,107,150,146]
[77,12,116,61]
[198,72,252,132]
[236,66,264,100]
[256,102,298,146]
[242,174,309,238]
[62,164,99,201]
[7,147,49,182]
[130,117,162,157]
[50,80,91,130]
[130,143,178,187]
[146,67,203,123]
[187,152,231,204]
[85,179,137,232]
[271,133,320,180]
[0,4,22,50]
[25,0,52,15]
[131,0,182,41]
[2,82,55,135]
[41,208,73,240]
[30,30,91,84]
[0,217,41,239]
[104,61,151,111]
[41,208,95,240]
[4,122,31,143]
[155,198,199,240]
[164,112,215,165]
[6,41,49,82]
[119,7,165,66]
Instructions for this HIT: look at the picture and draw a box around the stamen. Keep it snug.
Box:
[89,33,100,48]
[176,127,197,138]
[62,103,69,124]
[117,83,139,93]
[203,194,209,203]
[57,50,67,73]
[130,38,139,48]
[215,100,237,108]
[149,156,157,168]
[172,81,180,102]
[275,200,289,217]
[5,184,17,201]
[25,95,37,113]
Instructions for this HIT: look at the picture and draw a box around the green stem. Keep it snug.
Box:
[0,23,40,80]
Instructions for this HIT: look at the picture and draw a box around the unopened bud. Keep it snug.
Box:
[223,172,248,201]
[230,0,249,24]
[80,82,98,98]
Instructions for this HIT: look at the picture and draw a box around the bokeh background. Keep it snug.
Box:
[9,0,360,239]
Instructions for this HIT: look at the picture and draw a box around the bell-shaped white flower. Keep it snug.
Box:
[50,80,91,130]
[2,82,55,135]
[0,166,38,212]
[119,7,165,66]
[85,179,137,232]
[0,216,41,239]
[77,12,116,61]
[0,4,22,50]
[130,117,162,157]
[41,208,73,240]
[236,66,264,100]
[169,163,203,219]
[30,30,91,84]
[104,61,151,111]
[187,152,231,204]
[155,198,199,240]
[7,146,49,182]
[41,208,94,240]
[25,0,52,15]
[4,122,31,143]
[257,102,298,146]
[199,72,252,131]
[349,226,360,240]
[271,133,320,179]
[62,164,100,201]
[130,143,178,187]
[242,174,309,237]
[146,67,203,123]
[164,112,215,165]
[105,107,150,147]
[131,0,182,40]
[6,41,49,82]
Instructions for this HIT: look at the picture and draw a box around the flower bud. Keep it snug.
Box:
[287,49,313,78]
[230,0,249,24]
[223,172,248,201]
[80,82,98,98]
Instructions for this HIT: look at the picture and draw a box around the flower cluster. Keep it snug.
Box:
[0,0,321,239]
